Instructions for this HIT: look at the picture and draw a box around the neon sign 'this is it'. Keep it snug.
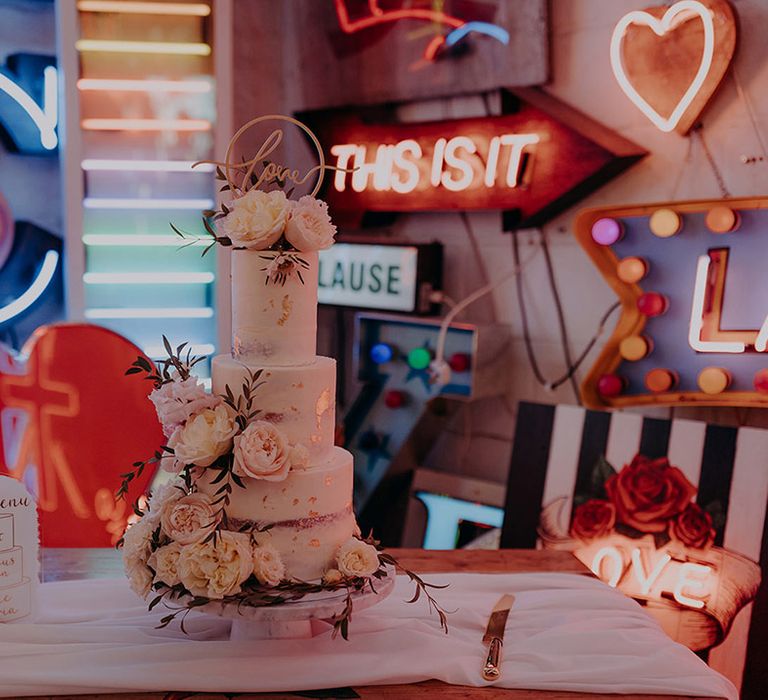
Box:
[330,133,540,195]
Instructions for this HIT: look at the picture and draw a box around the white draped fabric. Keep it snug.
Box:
[0,572,737,698]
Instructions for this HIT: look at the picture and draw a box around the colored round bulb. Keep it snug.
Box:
[706,206,740,234]
[637,292,668,317]
[754,369,768,394]
[698,367,731,395]
[617,256,648,284]
[591,218,623,246]
[448,352,471,373]
[650,208,682,238]
[619,335,652,362]
[407,347,432,371]
[597,374,624,398]
[384,389,407,409]
[645,368,677,393]
[370,342,394,364]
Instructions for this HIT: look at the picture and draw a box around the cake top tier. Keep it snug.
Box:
[170,115,341,359]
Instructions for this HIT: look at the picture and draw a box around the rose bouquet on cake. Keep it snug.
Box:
[117,343,448,638]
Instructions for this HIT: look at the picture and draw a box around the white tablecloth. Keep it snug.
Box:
[0,572,736,698]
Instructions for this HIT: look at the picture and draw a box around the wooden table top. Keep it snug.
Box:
[31,548,707,700]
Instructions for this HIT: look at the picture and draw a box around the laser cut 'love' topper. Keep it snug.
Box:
[193,114,349,200]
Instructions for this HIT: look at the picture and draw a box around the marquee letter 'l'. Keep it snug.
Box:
[689,249,768,353]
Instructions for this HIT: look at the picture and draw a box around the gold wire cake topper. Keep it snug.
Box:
[193,114,346,199]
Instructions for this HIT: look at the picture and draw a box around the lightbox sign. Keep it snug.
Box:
[302,90,645,228]
[575,197,768,408]
[318,242,442,313]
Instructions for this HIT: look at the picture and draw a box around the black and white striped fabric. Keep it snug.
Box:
[500,402,768,698]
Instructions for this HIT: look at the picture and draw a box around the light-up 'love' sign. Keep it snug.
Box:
[610,0,736,135]
[574,197,768,408]
[303,90,645,228]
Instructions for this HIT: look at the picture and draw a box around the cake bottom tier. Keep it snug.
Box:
[198,447,358,582]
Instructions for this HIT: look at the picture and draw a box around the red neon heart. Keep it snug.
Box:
[0,324,163,547]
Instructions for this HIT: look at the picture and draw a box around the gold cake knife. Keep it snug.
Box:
[481,593,515,681]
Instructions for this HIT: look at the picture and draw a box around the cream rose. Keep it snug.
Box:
[178,531,253,599]
[219,189,288,250]
[148,542,183,587]
[284,195,336,251]
[335,538,380,579]
[146,478,185,522]
[233,420,291,481]
[323,568,343,585]
[149,377,220,436]
[172,404,237,467]
[122,517,155,599]
[252,544,285,587]
[160,492,220,545]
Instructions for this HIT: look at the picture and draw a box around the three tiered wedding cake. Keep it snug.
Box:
[119,116,446,636]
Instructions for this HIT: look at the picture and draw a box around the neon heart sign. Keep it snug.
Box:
[610,0,736,134]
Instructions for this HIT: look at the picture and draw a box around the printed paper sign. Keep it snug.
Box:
[0,475,38,622]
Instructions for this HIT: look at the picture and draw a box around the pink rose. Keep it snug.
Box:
[149,377,219,436]
[233,421,292,481]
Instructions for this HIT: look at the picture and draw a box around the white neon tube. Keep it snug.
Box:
[81,159,214,172]
[83,272,214,284]
[0,250,59,323]
[83,198,214,210]
[84,307,214,319]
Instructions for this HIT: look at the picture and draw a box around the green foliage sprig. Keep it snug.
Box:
[125,335,206,389]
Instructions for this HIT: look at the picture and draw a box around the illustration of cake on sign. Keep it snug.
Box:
[118,115,447,639]
[0,474,38,623]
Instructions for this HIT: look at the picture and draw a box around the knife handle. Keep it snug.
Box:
[482,637,503,681]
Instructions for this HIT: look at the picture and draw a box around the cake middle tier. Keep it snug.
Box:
[212,354,336,461]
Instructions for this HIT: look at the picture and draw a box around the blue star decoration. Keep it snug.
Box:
[574,197,768,409]
[357,429,392,472]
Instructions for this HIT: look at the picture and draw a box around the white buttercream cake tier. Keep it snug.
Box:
[212,354,337,462]
[231,250,318,366]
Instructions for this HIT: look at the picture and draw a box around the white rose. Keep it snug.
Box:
[122,517,155,599]
[233,420,291,481]
[219,189,288,250]
[284,195,336,252]
[148,542,183,587]
[149,377,220,436]
[178,531,253,599]
[160,492,220,545]
[172,404,237,467]
[252,544,285,587]
[335,538,380,579]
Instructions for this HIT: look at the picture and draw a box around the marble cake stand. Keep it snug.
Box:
[194,565,396,640]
